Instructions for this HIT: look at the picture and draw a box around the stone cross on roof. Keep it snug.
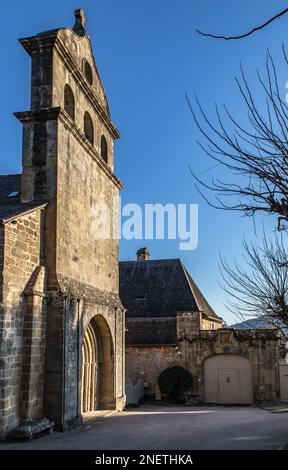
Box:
[73,8,86,37]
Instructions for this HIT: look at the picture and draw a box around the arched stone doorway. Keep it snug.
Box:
[81,315,115,413]
[158,366,193,403]
[204,354,253,404]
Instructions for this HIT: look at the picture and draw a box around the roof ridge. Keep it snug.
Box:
[120,258,181,264]
[179,261,201,312]
[183,267,221,321]
[0,201,47,223]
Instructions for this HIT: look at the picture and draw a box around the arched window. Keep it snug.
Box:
[101,135,108,163]
[64,84,75,121]
[83,59,93,86]
[84,112,94,145]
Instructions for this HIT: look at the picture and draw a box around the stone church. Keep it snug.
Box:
[0,10,125,439]
[121,248,284,405]
[1,6,287,443]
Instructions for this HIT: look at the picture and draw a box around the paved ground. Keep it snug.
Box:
[1,405,288,450]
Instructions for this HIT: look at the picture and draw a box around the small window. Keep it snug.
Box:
[101,135,108,163]
[84,112,94,145]
[83,60,93,86]
[64,84,75,121]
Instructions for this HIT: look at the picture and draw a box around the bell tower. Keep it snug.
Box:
[14,10,126,430]
[16,9,120,204]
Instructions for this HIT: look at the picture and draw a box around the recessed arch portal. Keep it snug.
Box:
[81,315,115,413]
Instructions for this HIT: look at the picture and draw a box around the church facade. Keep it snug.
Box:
[0,10,125,439]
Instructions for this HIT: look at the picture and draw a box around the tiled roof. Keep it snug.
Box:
[119,258,221,321]
[183,268,220,320]
[0,174,47,222]
[0,201,47,223]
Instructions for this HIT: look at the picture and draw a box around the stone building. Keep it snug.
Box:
[0,10,125,439]
[120,249,283,405]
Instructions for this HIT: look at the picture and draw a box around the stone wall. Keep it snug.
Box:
[56,118,119,292]
[176,312,201,340]
[191,329,281,403]
[126,345,182,399]
[126,329,282,404]
[0,209,45,437]
[53,34,115,171]
[200,315,223,330]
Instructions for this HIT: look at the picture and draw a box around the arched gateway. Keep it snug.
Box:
[204,354,253,405]
[81,315,115,413]
[158,366,193,403]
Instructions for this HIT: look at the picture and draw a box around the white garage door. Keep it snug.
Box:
[279,359,288,402]
[204,354,253,404]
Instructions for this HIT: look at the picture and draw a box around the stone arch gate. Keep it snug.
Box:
[81,314,115,413]
[204,354,253,405]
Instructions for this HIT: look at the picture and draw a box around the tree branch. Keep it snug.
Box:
[220,234,288,330]
[196,7,288,40]
[187,52,288,228]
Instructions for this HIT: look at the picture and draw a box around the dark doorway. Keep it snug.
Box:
[158,366,193,403]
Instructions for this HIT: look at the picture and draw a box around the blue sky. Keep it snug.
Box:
[1,0,287,323]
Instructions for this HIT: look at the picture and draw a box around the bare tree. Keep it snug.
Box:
[220,234,288,329]
[197,7,288,40]
[187,50,288,230]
